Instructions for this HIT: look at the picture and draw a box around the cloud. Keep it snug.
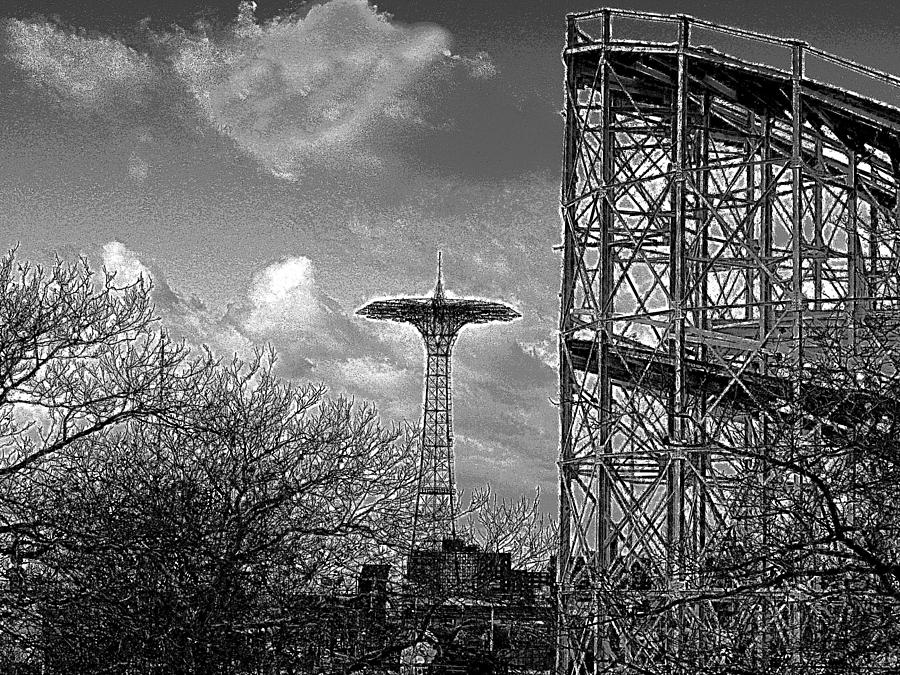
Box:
[128,152,151,181]
[126,127,155,182]
[443,49,497,80]
[4,20,156,113]
[520,338,558,370]
[237,256,325,334]
[224,257,416,367]
[102,241,152,285]
[102,249,352,369]
[100,242,244,353]
[451,337,559,491]
[317,355,413,403]
[171,0,451,178]
[463,52,497,80]
[4,2,499,181]
[210,257,413,390]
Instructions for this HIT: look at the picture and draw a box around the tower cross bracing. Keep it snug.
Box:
[559,8,900,674]
[358,255,520,551]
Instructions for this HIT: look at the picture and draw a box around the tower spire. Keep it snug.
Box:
[434,251,444,299]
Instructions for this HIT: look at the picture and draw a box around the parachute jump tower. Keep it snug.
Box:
[358,255,520,551]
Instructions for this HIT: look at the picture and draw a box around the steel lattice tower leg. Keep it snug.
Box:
[415,334,459,547]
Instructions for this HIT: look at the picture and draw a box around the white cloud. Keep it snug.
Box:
[440,48,496,79]
[365,319,421,362]
[5,3,495,179]
[95,247,411,415]
[520,338,559,370]
[171,0,451,178]
[128,128,154,181]
[462,51,497,80]
[321,356,410,393]
[102,241,152,285]
[168,302,255,360]
[239,257,326,334]
[4,20,155,112]
[129,152,151,181]
[99,242,252,358]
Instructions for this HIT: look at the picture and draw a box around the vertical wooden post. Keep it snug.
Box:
[665,14,691,668]
[596,10,614,669]
[556,14,579,675]
[847,150,859,348]
[813,137,824,310]
[696,92,711,558]
[870,207,879,312]
[790,41,806,661]
[760,113,774,362]
[759,111,775,670]
[746,110,757,320]
[791,41,805,373]
[596,7,613,565]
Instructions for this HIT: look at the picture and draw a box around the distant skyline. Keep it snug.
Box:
[2,0,897,504]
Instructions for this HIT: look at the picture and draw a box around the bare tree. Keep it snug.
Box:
[460,486,557,572]
[17,350,417,674]
[715,315,900,671]
[0,251,210,478]
[0,247,211,502]
[0,248,217,670]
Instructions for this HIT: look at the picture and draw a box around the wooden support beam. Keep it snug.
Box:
[790,42,805,378]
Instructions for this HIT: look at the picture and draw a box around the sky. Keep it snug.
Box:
[1,0,898,505]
